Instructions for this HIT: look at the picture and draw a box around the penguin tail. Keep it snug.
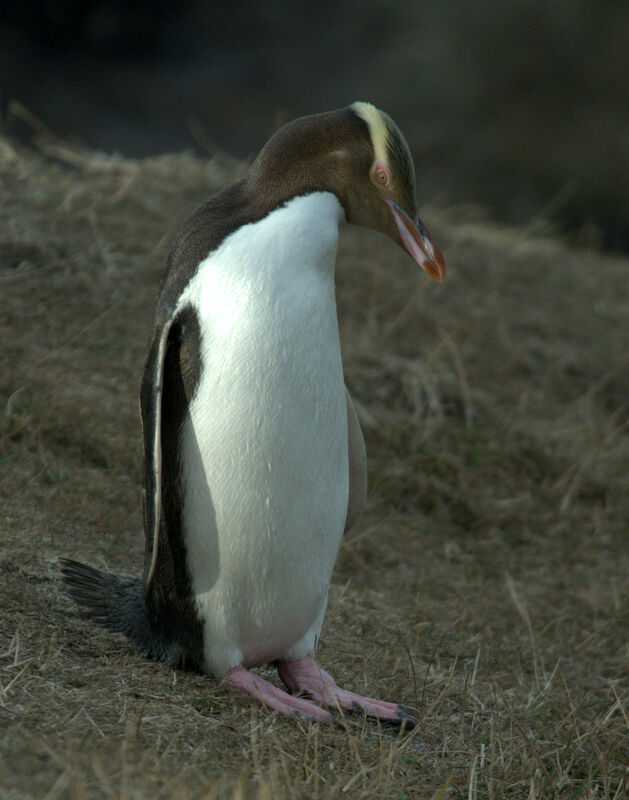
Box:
[59,558,151,655]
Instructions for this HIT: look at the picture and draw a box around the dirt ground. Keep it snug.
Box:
[0,133,628,798]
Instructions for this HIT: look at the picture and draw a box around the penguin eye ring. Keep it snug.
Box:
[372,165,390,188]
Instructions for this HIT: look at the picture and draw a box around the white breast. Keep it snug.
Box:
[176,192,349,676]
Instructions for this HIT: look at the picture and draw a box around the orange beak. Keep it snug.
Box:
[383,197,445,282]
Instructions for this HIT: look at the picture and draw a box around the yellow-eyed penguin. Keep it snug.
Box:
[60,102,445,727]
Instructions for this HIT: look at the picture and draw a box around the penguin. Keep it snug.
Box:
[60,102,445,727]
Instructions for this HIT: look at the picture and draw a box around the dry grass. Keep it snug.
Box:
[0,132,627,799]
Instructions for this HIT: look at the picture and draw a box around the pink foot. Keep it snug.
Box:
[277,655,418,729]
[223,665,335,723]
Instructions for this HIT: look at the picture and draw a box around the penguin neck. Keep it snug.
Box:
[230,191,345,284]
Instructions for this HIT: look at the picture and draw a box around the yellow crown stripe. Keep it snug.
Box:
[351,101,389,168]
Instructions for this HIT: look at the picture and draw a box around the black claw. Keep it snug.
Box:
[397,704,420,720]
[344,703,418,731]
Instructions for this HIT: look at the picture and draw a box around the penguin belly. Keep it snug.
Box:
[177,193,349,677]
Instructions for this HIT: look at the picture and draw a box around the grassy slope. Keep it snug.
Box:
[0,137,627,798]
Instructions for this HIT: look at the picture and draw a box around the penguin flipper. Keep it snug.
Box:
[344,388,367,533]
[139,317,173,589]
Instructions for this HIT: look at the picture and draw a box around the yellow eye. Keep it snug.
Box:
[373,167,389,187]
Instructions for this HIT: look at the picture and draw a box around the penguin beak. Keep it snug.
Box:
[383,197,445,282]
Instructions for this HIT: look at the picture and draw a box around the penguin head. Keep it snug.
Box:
[247,102,445,282]
[345,101,445,282]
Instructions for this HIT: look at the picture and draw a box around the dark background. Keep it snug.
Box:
[2,0,628,251]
